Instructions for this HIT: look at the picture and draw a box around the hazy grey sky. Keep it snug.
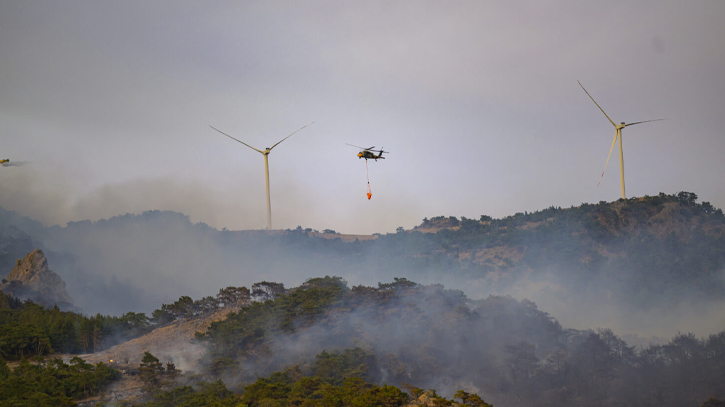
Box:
[2,1,724,234]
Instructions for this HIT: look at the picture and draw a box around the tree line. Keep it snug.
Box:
[0,282,278,359]
[0,356,119,407]
[0,293,150,357]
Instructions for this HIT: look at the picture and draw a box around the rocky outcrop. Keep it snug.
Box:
[1,249,74,309]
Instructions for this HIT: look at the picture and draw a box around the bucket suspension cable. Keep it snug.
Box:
[366,159,372,200]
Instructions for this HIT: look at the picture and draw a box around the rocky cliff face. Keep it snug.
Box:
[1,249,74,309]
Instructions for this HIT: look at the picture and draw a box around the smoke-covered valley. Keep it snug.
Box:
[2,192,725,406]
[1,191,723,342]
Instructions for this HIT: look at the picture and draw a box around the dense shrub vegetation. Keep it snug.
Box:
[134,349,490,407]
[0,356,119,407]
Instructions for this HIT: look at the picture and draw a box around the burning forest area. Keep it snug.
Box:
[3,0,725,404]
[2,193,725,406]
[2,257,725,407]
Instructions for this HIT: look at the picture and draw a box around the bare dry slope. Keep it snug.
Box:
[81,306,239,373]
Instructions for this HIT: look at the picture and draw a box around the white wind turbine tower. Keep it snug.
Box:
[210,122,314,230]
[578,81,662,199]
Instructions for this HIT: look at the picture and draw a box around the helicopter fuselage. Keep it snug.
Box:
[357,151,385,160]
[347,144,387,160]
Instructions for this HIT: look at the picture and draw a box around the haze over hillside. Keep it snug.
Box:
[5,275,723,406]
[0,191,723,339]
[192,276,725,406]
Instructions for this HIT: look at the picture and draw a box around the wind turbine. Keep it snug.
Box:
[210,122,314,230]
[578,81,662,199]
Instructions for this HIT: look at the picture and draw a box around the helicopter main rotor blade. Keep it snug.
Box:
[210,126,265,154]
[624,119,664,127]
[269,122,315,151]
[346,143,366,149]
[346,143,376,150]
[578,80,616,127]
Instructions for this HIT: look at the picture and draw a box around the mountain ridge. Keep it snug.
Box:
[0,191,722,334]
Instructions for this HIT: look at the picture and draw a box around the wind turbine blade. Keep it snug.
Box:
[269,122,315,150]
[578,80,616,127]
[210,126,264,153]
[624,119,664,127]
[598,132,618,187]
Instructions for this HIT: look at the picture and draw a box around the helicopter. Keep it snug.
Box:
[346,144,388,161]
[0,159,25,167]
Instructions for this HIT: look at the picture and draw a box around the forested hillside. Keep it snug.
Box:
[2,275,724,406]
[194,276,725,407]
[410,192,725,288]
[0,191,723,331]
